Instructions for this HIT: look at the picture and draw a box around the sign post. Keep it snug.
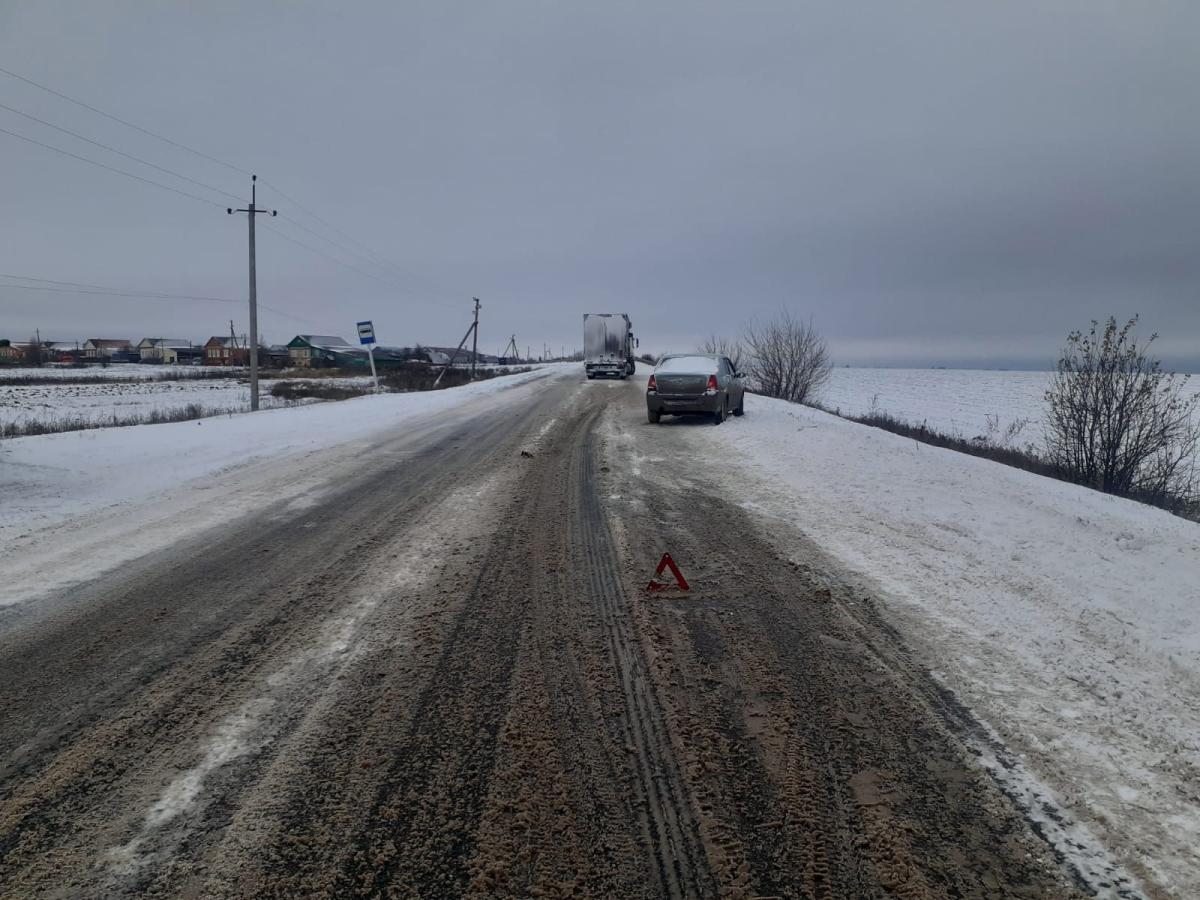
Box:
[357,320,378,391]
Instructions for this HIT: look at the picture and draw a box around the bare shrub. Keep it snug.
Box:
[976,414,1032,449]
[26,336,48,367]
[270,380,371,402]
[382,363,526,393]
[699,335,744,371]
[742,311,830,404]
[1044,316,1200,507]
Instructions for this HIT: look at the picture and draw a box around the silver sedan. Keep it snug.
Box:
[646,353,746,424]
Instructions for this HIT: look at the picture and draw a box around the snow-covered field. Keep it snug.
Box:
[819,367,1051,447]
[2,374,401,433]
[0,364,235,380]
[0,378,289,432]
[697,393,1200,897]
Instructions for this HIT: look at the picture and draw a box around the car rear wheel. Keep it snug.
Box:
[648,409,661,424]
[733,395,744,416]
[713,399,726,425]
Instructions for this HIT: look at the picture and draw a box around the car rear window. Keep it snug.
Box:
[655,356,718,374]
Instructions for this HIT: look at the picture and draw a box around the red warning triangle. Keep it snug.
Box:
[646,552,690,593]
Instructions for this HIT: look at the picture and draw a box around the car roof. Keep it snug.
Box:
[654,354,723,373]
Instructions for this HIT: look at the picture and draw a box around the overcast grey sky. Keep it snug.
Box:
[1,1,1196,368]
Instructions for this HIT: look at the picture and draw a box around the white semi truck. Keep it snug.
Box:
[583,313,637,379]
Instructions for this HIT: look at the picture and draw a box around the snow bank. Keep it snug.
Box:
[699,394,1200,897]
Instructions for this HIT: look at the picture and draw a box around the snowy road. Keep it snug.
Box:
[0,372,1150,897]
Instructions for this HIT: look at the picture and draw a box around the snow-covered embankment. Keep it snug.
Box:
[699,393,1199,897]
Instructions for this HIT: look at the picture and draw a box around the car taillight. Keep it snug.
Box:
[647,374,657,392]
[706,374,718,394]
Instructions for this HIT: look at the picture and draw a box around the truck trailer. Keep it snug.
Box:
[583,313,637,379]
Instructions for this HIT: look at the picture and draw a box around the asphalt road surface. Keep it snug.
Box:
[0,373,1088,898]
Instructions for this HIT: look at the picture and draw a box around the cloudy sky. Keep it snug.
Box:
[1,1,1196,368]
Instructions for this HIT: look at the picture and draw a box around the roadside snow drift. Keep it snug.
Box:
[697,393,1200,898]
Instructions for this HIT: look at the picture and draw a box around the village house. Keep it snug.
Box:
[421,346,503,366]
[203,336,249,366]
[0,340,32,363]
[261,345,292,368]
[82,338,134,361]
[0,341,84,365]
[163,345,205,365]
[137,338,193,362]
[286,335,364,368]
[403,347,454,366]
[45,342,82,364]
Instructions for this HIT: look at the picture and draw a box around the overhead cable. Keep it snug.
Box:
[0,100,242,202]
[0,273,310,322]
[0,63,251,176]
[0,125,228,209]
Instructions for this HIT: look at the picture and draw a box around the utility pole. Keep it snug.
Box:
[470,297,481,379]
[228,175,276,411]
[433,298,482,387]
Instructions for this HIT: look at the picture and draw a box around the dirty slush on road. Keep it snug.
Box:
[0,378,1085,898]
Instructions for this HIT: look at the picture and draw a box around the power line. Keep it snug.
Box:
[0,63,250,176]
[0,65,449,317]
[259,178,451,298]
[1,282,240,303]
[0,125,227,209]
[274,212,393,276]
[0,65,446,302]
[259,178,411,274]
[0,272,311,322]
[0,272,241,302]
[261,222,425,296]
[0,100,241,202]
